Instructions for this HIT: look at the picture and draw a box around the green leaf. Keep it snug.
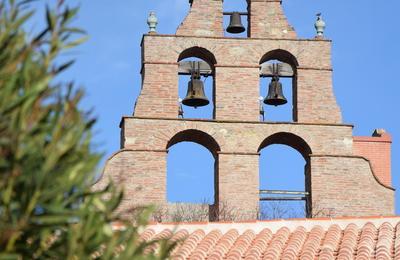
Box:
[62,27,86,34]
[31,214,76,225]
[45,5,54,31]
[0,1,176,258]
[0,253,21,260]
[54,60,74,74]
[63,36,88,49]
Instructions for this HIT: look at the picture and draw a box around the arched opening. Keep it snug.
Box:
[178,47,216,119]
[260,50,299,67]
[166,130,220,221]
[258,132,312,220]
[259,49,299,122]
[223,0,248,38]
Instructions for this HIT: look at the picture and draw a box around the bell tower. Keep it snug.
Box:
[95,0,394,221]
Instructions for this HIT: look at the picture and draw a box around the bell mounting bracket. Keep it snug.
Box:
[260,62,294,78]
[179,61,294,78]
[223,12,248,16]
[178,61,212,76]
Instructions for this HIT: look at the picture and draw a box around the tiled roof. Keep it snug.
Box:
[139,217,400,259]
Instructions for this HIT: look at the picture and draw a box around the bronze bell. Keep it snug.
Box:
[182,75,209,108]
[264,76,288,106]
[226,12,245,34]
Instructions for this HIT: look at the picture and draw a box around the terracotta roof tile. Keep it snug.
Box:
[173,229,205,259]
[208,229,239,259]
[356,222,378,259]
[227,230,256,259]
[139,228,156,242]
[139,216,400,259]
[319,224,342,259]
[189,229,222,259]
[394,223,400,259]
[337,223,360,259]
[144,228,173,254]
[281,226,307,259]
[375,222,393,259]
[262,227,290,259]
[245,228,272,259]
[300,225,324,259]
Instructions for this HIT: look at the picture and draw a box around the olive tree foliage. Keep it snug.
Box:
[0,1,174,259]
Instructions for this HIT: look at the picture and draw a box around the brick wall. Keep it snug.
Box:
[353,132,392,187]
[311,155,394,217]
[176,0,223,37]
[95,118,395,219]
[247,0,296,39]
[177,0,296,39]
[134,63,178,118]
[137,35,342,123]
[121,118,354,155]
[297,68,342,123]
[215,66,259,121]
[95,1,394,221]
[218,153,259,220]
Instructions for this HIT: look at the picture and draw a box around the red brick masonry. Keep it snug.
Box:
[95,0,395,221]
[95,117,395,219]
[353,133,392,187]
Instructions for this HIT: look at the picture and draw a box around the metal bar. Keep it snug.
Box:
[223,12,248,16]
[260,197,307,201]
[178,72,212,76]
[259,190,310,195]
[260,74,292,78]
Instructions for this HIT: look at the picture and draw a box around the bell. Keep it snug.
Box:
[226,12,245,34]
[264,76,288,106]
[182,75,209,108]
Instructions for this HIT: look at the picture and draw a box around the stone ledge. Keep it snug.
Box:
[140,34,332,45]
[121,116,354,128]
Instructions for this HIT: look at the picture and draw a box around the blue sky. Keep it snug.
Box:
[31,1,400,216]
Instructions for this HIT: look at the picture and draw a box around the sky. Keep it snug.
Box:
[29,0,400,217]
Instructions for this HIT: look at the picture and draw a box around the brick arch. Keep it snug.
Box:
[177,47,217,119]
[260,49,299,122]
[258,132,312,217]
[167,129,221,159]
[178,46,217,70]
[260,49,299,71]
[257,132,312,160]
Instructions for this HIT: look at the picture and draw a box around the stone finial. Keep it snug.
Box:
[147,11,158,34]
[315,13,326,38]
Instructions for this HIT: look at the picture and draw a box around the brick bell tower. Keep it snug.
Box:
[95,0,394,221]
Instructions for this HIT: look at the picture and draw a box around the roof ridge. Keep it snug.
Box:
[145,216,400,234]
